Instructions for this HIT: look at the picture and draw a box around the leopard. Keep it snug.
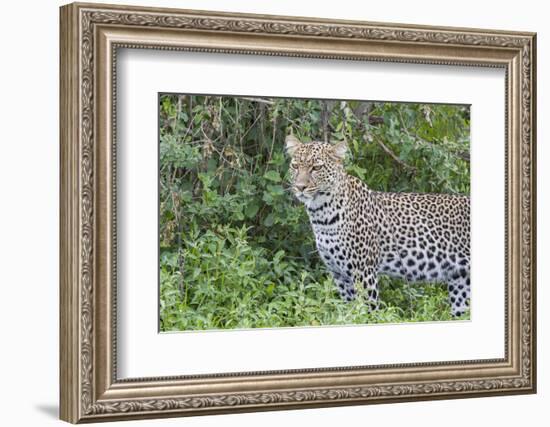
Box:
[285,134,471,317]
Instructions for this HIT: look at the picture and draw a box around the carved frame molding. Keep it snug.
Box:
[60,2,536,423]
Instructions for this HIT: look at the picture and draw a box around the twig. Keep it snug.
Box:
[239,109,265,143]
[372,135,417,172]
[455,151,470,162]
[368,116,384,125]
[173,95,183,134]
[170,190,186,299]
[321,101,328,143]
[265,114,279,174]
[239,97,275,105]
[397,109,470,163]
[321,101,336,143]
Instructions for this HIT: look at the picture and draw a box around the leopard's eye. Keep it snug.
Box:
[312,164,323,171]
[290,161,298,170]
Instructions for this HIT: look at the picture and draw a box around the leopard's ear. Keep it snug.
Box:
[285,134,302,157]
[332,140,348,161]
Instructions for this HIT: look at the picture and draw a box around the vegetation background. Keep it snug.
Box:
[159,94,470,331]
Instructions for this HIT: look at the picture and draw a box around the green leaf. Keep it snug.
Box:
[267,184,284,196]
[263,213,275,227]
[262,192,274,205]
[207,158,217,172]
[245,202,260,218]
[263,170,281,182]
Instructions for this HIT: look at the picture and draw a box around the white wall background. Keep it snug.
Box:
[0,0,545,425]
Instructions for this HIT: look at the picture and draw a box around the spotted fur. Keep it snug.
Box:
[286,135,470,316]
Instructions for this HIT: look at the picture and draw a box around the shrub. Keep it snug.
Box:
[159,94,470,331]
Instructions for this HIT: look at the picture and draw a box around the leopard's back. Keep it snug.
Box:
[375,191,470,284]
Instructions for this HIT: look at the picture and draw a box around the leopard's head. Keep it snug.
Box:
[285,135,347,202]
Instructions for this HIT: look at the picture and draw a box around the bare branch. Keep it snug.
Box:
[321,101,329,143]
[368,116,384,125]
[396,108,470,163]
[456,151,470,162]
[239,97,274,105]
[372,135,417,173]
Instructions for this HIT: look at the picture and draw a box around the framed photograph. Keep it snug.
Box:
[60,2,537,423]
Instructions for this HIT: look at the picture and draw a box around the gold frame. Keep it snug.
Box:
[60,2,537,423]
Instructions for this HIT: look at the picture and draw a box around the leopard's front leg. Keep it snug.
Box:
[352,228,381,309]
[331,271,357,302]
[355,267,380,309]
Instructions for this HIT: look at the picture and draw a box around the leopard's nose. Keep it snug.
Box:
[294,183,307,192]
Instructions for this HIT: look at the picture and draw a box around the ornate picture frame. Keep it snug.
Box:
[60,2,536,423]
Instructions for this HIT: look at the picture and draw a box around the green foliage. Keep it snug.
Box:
[159,94,470,331]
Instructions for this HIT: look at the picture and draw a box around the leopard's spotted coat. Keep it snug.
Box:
[286,135,470,316]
